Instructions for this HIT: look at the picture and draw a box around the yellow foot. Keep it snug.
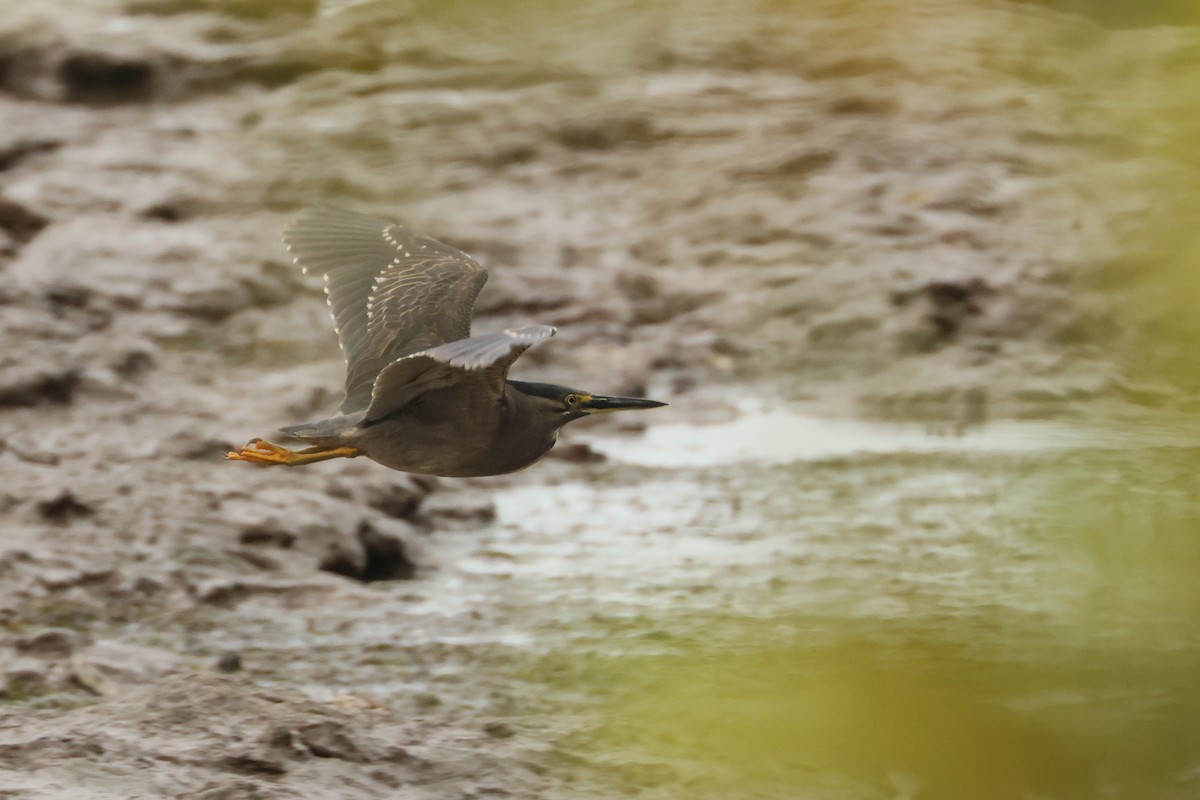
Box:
[225,438,293,465]
[225,438,362,466]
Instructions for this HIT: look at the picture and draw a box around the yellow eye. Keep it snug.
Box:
[564,394,579,407]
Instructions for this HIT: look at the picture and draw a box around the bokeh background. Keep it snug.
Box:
[1,0,1199,798]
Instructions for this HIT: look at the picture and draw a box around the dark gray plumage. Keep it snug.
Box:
[227,207,665,476]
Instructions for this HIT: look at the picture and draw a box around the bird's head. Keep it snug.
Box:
[509,381,667,428]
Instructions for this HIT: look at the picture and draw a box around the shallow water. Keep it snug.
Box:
[588,399,1200,467]
[589,399,1086,466]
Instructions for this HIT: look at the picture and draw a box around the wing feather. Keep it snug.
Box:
[364,326,556,422]
[283,207,489,413]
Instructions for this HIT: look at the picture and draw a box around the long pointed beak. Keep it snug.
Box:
[579,394,668,414]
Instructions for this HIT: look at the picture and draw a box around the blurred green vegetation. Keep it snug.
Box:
[590,637,1102,799]
[1024,0,1200,27]
[1070,0,1200,398]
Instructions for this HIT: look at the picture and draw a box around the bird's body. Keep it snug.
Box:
[284,382,557,477]
[227,208,664,475]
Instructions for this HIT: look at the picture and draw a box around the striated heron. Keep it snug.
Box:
[226,207,665,476]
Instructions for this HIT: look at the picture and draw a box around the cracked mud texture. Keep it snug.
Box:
[2,0,1199,798]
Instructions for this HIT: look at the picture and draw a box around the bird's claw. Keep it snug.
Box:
[225,438,296,465]
[226,438,362,466]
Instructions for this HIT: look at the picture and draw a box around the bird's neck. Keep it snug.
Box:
[498,382,559,467]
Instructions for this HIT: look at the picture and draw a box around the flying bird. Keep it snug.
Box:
[227,207,665,476]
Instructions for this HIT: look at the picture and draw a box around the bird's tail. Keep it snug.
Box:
[278,414,361,444]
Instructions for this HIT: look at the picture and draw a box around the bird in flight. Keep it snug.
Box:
[227,207,665,476]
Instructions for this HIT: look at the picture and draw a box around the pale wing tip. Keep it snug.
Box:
[504,325,557,340]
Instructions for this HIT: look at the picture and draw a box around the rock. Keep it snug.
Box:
[36,491,94,524]
[420,494,496,525]
[69,642,185,696]
[0,139,61,172]
[164,281,253,321]
[238,523,296,549]
[615,271,659,304]
[241,260,304,308]
[59,51,155,103]
[70,657,120,696]
[140,200,189,222]
[36,568,116,592]
[0,197,49,243]
[356,478,427,520]
[629,291,712,326]
[553,114,662,150]
[217,751,289,776]
[0,364,80,408]
[317,544,366,581]
[131,575,166,596]
[892,278,994,353]
[216,652,243,673]
[482,721,514,739]
[3,657,53,696]
[229,547,281,572]
[355,522,414,582]
[732,149,837,178]
[195,580,249,606]
[475,140,539,169]
[829,95,894,114]
[222,488,395,578]
[320,521,414,583]
[9,447,59,466]
[293,721,366,762]
[110,346,157,379]
[14,628,90,659]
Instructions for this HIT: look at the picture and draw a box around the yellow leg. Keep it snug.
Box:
[225,437,362,466]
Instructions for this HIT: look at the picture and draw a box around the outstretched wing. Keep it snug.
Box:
[283,207,488,413]
[364,325,556,422]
